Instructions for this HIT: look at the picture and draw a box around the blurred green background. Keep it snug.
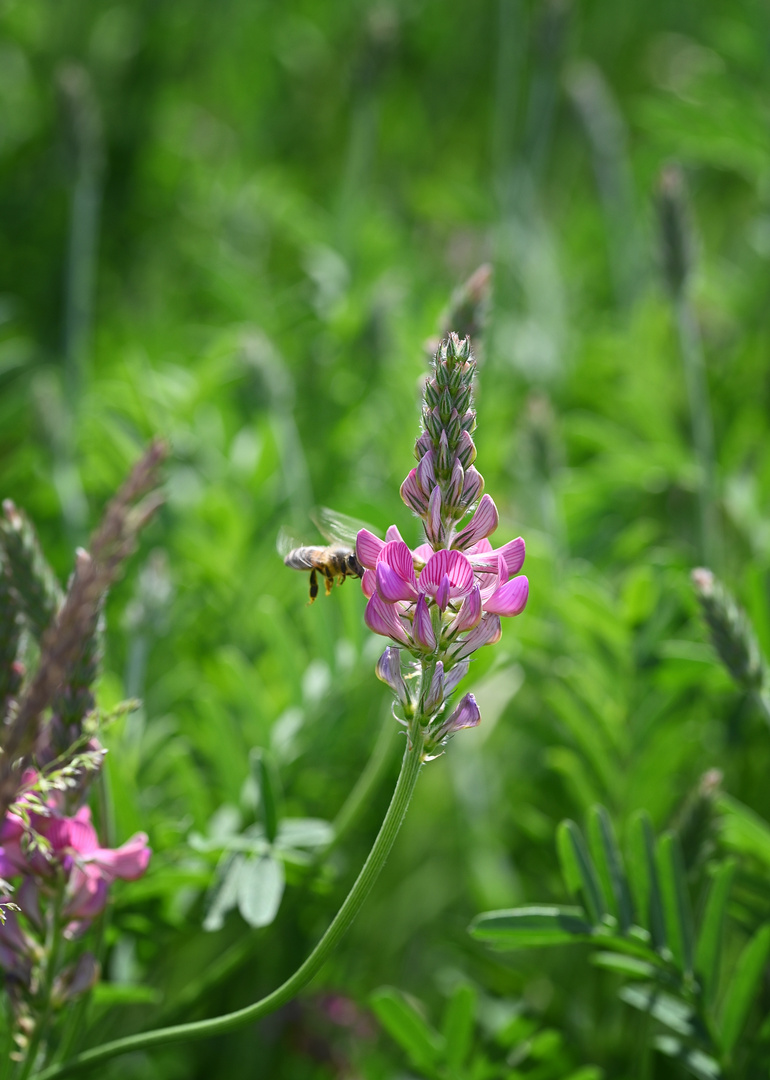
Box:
[2,0,770,1076]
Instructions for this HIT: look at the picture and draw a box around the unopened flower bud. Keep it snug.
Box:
[401,469,428,514]
[434,692,481,741]
[412,594,437,652]
[414,432,432,460]
[437,431,451,474]
[446,409,461,445]
[460,466,484,506]
[439,389,453,425]
[692,568,765,690]
[446,459,464,507]
[422,661,445,713]
[417,451,437,494]
[376,647,411,708]
[424,379,440,408]
[456,430,476,468]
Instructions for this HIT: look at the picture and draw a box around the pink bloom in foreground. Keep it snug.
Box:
[0,800,150,927]
[356,508,528,657]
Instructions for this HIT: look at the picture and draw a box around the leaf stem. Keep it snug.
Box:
[34,726,426,1079]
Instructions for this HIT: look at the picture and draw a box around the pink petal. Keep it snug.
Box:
[435,692,481,740]
[400,469,427,514]
[412,594,436,651]
[443,659,470,696]
[416,450,436,494]
[435,574,451,611]
[377,562,416,602]
[58,817,99,856]
[86,833,151,883]
[425,486,443,546]
[361,569,376,598]
[423,661,444,712]
[385,525,404,543]
[461,466,484,504]
[500,537,526,576]
[356,529,384,570]
[64,870,108,921]
[484,575,529,617]
[453,494,499,549]
[446,459,464,504]
[451,613,502,660]
[419,549,474,599]
[412,543,433,566]
[365,594,410,646]
[450,585,482,634]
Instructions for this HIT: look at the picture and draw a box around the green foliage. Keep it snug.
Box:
[2,0,770,1076]
[472,809,770,1078]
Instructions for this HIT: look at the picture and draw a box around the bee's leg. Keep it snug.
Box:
[308,569,318,604]
[324,568,334,596]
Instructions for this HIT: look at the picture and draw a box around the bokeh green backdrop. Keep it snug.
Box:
[1,0,770,1076]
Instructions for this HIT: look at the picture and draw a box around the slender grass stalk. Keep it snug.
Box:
[34,727,426,1080]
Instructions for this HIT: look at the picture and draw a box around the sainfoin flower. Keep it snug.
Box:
[358,331,529,755]
[0,797,150,928]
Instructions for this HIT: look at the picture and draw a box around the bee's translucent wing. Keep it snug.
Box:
[276,526,305,559]
[310,506,380,547]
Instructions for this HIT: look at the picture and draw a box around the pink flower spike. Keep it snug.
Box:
[412,594,436,651]
[453,494,499,550]
[356,529,384,570]
[385,525,405,544]
[365,593,410,646]
[435,574,451,611]
[484,575,529,617]
[419,549,474,600]
[401,469,427,514]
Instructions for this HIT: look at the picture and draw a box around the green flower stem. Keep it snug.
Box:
[34,726,427,1080]
[17,889,65,1080]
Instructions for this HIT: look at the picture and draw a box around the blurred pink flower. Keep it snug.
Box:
[0,800,150,928]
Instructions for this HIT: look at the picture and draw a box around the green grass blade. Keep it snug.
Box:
[656,831,696,975]
[469,906,593,948]
[557,819,608,926]
[627,810,666,949]
[441,983,477,1071]
[251,748,280,844]
[718,924,770,1055]
[370,987,445,1075]
[695,860,736,1005]
[587,805,633,932]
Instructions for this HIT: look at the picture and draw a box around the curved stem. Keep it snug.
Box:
[34,727,426,1080]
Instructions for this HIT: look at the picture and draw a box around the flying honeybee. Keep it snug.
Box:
[278,508,373,604]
